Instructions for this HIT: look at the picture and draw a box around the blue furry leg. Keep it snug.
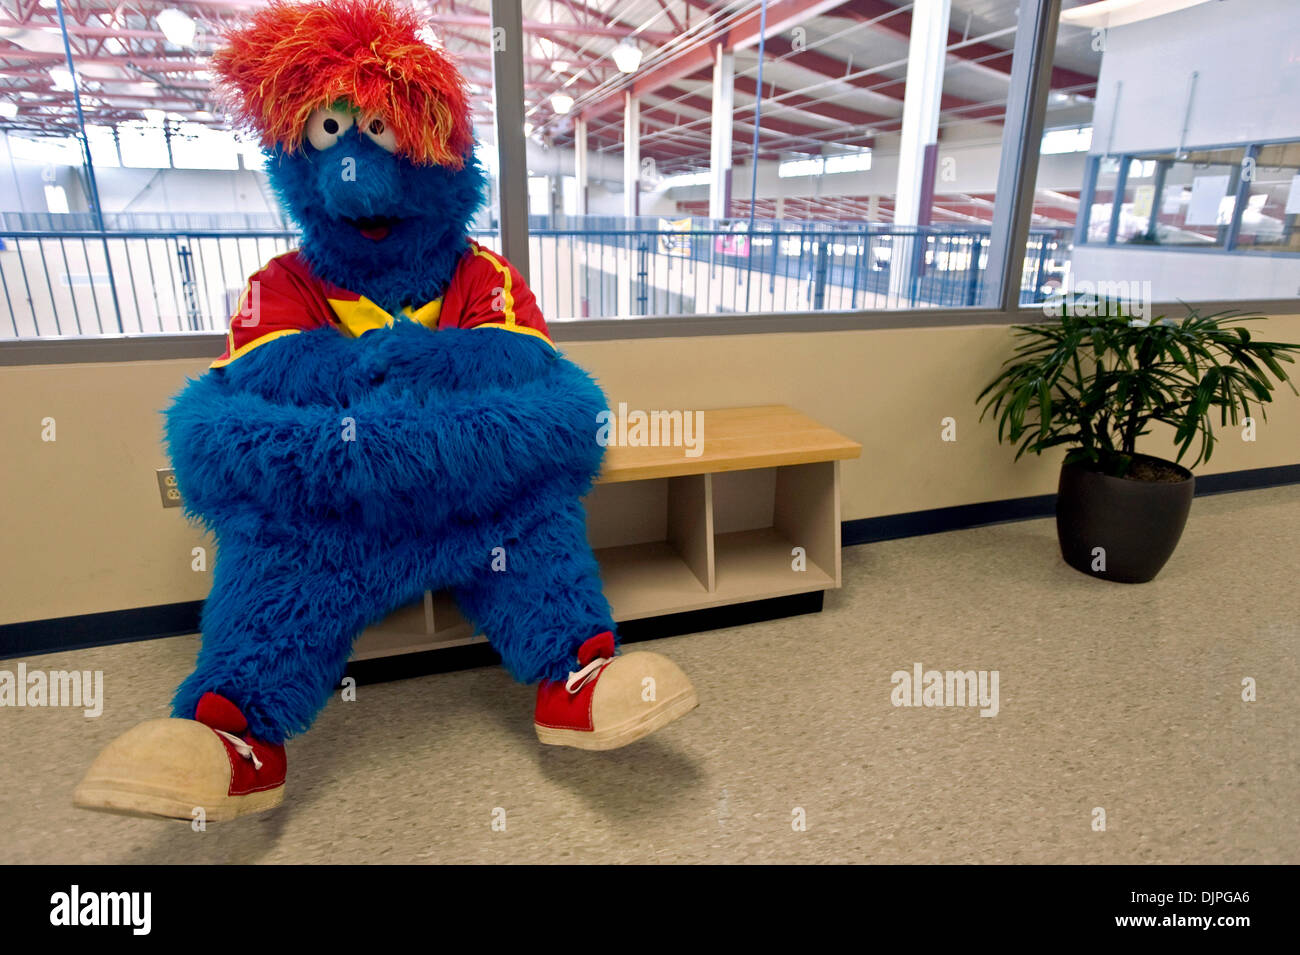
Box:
[171,488,611,737]
[452,495,617,685]
[171,537,407,744]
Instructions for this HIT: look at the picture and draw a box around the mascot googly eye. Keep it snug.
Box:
[360,114,398,153]
[305,105,355,150]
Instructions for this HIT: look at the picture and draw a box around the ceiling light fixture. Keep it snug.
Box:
[49,68,74,92]
[0,101,18,119]
[551,59,571,73]
[550,93,574,115]
[1060,0,1213,29]
[611,39,642,74]
[156,8,197,49]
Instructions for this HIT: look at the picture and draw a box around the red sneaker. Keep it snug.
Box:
[534,632,698,750]
[74,692,286,822]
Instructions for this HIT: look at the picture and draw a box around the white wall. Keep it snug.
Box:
[1090,0,1300,155]
[694,139,1089,205]
[1071,245,1300,302]
[0,135,278,219]
[94,168,275,216]
[0,134,90,215]
[8,314,1299,623]
[535,121,1092,218]
[3,123,1090,224]
[1069,0,1300,303]
[526,139,623,185]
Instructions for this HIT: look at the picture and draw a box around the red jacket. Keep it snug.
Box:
[212,239,551,367]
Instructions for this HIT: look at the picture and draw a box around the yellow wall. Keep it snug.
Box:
[3,315,1299,625]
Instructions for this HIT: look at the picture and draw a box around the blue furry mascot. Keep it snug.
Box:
[75,0,696,822]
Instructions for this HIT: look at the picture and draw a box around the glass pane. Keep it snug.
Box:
[1237,143,1300,254]
[1088,157,1120,243]
[1112,157,1161,244]
[1025,0,1300,307]
[533,0,1028,318]
[0,5,505,339]
[1146,149,1242,247]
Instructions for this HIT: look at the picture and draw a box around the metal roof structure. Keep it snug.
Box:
[0,1,1107,221]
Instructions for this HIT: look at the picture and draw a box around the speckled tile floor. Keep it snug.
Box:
[2,485,1297,864]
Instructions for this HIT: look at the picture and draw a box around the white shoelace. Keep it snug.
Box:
[564,656,612,693]
[214,729,264,770]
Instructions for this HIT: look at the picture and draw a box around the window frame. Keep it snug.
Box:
[3,0,1299,367]
[1079,136,1300,257]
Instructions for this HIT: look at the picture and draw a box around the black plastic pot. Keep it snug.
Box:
[1055,454,1195,583]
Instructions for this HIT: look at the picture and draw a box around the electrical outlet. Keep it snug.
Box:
[156,468,182,508]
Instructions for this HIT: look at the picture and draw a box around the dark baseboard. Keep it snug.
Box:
[0,600,204,661]
[1192,462,1300,495]
[342,591,824,685]
[0,588,825,667]
[617,590,823,643]
[844,493,1058,545]
[843,462,1300,546]
[3,462,1295,660]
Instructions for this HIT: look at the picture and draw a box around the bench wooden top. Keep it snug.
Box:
[598,405,862,484]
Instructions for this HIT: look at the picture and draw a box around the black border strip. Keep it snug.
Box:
[0,600,203,661]
[3,463,1296,661]
[842,462,1300,546]
[844,493,1057,546]
[341,591,824,685]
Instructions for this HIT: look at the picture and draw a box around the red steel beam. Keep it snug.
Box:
[839,0,1097,94]
[728,74,894,129]
[577,0,855,122]
[761,35,1001,123]
[639,86,878,149]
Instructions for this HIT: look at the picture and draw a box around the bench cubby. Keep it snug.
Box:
[350,406,860,662]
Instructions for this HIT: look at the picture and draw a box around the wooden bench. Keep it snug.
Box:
[351,405,862,661]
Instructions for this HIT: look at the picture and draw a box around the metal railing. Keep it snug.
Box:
[0,214,1070,339]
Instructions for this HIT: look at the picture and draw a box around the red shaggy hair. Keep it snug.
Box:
[212,0,474,167]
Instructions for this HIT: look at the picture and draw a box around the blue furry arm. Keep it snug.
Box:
[165,332,606,527]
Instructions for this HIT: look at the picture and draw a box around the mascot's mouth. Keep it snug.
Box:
[345,215,401,241]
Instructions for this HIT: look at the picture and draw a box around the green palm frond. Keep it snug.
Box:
[977,304,1300,477]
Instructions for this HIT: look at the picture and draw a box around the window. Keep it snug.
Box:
[170,125,241,171]
[1035,0,1300,306]
[778,151,872,179]
[43,185,69,215]
[1236,142,1300,254]
[1110,157,1163,245]
[2,0,1297,342]
[1042,126,1092,155]
[526,0,1027,318]
[1086,157,1121,244]
[1081,144,1300,251]
[1007,1,1104,305]
[116,121,172,169]
[1141,149,1242,247]
[527,176,551,216]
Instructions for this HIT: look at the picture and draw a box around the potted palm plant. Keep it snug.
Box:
[978,306,1299,583]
